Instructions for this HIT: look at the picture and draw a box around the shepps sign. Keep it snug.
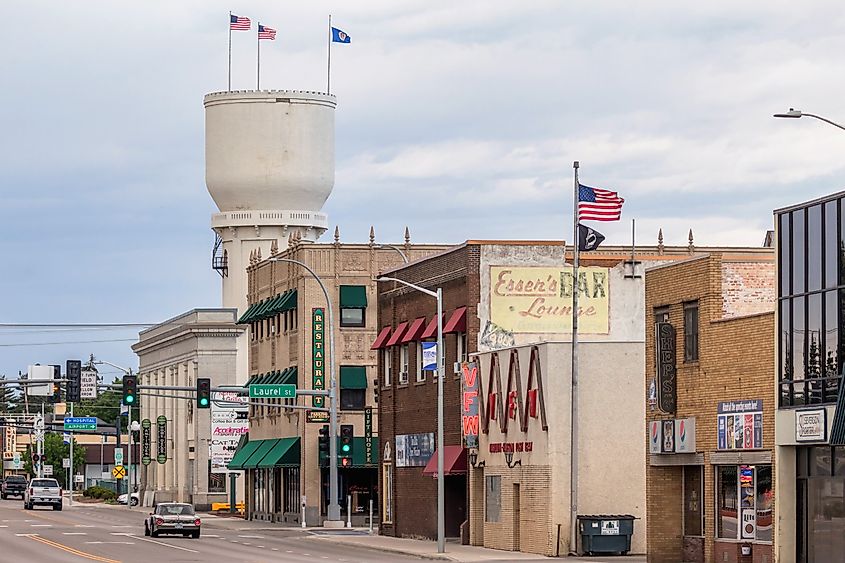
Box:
[490,266,609,334]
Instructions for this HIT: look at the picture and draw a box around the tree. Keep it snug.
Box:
[24,433,85,489]
[0,375,18,412]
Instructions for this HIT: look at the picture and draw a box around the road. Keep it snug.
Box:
[0,496,417,562]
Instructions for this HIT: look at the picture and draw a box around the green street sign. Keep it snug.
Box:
[249,384,296,399]
[63,417,97,431]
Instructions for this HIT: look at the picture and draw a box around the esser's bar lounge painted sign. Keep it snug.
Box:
[489,266,609,334]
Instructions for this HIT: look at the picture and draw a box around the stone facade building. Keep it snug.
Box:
[645,251,776,563]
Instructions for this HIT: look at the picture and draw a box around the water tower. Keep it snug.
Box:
[205,90,336,379]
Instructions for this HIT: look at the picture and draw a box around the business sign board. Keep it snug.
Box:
[3,427,16,460]
[156,415,167,464]
[141,418,152,466]
[364,407,374,464]
[308,308,329,423]
[656,323,677,414]
[717,400,763,450]
[394,433,435,468]
[648,421,662,454]
[796,408,827,442]
[80,369,99,400]
[489,266,609,334]
[210,392,249,472]
[460,362,480,449]
[674,417,696,453]
[648,418,696,454]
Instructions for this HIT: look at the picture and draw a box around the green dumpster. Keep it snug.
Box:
[578,514,635,555]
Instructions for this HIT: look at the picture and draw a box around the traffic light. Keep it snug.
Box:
[32,453,39,464]
[318,425,329,458]
[340,424,354,458]
[66,360,82,403]
[122,375,137,406]
[49,365,62,403]
[196,378,211,409]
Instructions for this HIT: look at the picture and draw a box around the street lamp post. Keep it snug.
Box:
[774,108,845,132]
[376,276,445,553]
[267,257,343,525]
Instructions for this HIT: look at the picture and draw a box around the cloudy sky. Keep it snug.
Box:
[1,0,844,375]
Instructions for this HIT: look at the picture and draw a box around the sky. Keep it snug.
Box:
[2,0,845,376]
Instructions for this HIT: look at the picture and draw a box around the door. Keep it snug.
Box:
[513,484,520,551]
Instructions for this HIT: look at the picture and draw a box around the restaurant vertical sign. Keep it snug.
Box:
[307,308,329,423]
[461,362,480,448]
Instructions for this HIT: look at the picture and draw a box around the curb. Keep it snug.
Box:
[311,535,453,561]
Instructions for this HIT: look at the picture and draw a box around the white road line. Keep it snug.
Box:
[31,524,52,527]
[85,541,135,545]
[0,525,8,528]
[204,534,221,538]
[111,525,133,528]
[63,532,87,535]
[123,535,199,553]
[75,524,95,528]
[238,535,265,539]
[15,533,34,537]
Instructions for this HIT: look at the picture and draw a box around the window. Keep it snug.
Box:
[208,462,226,493]
[485,475,501,522]
[716,465,772,542]
[382,348,391,387]
[382,463,393,523]
[683,466,703,537]
[416,342,426,383]
[457,333,468,364]
[340,285,367,327]
[340,366,367,410]
[283,467,300,514]
[654,306,669,324]
[399,345,409,385]
[684,301,699,362]
[341,389,365,410]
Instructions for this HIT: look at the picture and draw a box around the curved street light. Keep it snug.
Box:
[773,108,845,132]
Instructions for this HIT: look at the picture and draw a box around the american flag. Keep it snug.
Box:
[258,25,277,40]
[577,183,624,221]
[230,14,251,31]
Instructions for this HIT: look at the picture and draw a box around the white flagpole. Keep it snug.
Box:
[257,22,261,90]
[327,14,332,94]
[228,12,233,91]
[569,160,581,555]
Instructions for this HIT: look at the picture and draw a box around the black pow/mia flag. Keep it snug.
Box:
[578,223,606,252]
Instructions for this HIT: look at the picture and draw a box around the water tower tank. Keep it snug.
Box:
[204,90,336,212]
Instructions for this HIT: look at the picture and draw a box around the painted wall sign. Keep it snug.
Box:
[656,322,677,414]
[308,308,329,423]
[394,433,435,468]
[717,400,763,450]
[489,266,609,334]
[461,362,480,449]
[364,407,374,464]
[796,408,827,442]
[480,346,548,434]
[488,442,533,453]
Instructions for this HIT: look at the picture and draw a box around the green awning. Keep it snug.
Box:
[241,439,277,469]
[254,297,276,320]
[279,366,297,386]
[266,369,286,385]
[340,366,367,389]
[228,439,259,470]
[257,437,301,468]
[243,373,261,388]
[265,291,289,317]
[237,302,259,324]
[280,289,298,312]
[340,285,367,308]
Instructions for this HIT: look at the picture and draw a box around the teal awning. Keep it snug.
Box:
[241,439,277,469]
[340,366,367,389]
[257,437,301,468]
[280,289,298,312]
[237,302,260,324]
[340,285,367,308]
[279,366,297,386]
[228,439,259,470]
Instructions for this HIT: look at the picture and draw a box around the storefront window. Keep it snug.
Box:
[683,466,703,536]
[485,475,501,522]
[716,465,772,542]
[283,467,300,514]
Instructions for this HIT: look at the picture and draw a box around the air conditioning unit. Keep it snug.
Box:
[454,362,462,374]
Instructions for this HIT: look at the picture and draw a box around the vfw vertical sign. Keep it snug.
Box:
[461,362,480,448]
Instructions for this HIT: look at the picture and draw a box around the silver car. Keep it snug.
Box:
[144,503,201,538]
[24,478,62,511]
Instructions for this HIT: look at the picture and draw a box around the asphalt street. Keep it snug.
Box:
[0,496,418,562]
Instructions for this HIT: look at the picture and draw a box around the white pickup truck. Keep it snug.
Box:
[24,478,62,511]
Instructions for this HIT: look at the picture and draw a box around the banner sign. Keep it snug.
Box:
[460,362,480,449]
[717,400,763,450]
[156,415,167,464]
[308,308,329,423]
[210,392,249,471]
[141,419,152,466]
[489,266,609,334]
[364,407,374,464]
[656,323,677,414]
[422,342,437,371]
[394,433,435,468]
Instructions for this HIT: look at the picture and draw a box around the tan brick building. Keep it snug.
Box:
[645,251,776,563]
[227,230,445,525]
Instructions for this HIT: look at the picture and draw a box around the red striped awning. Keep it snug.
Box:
[443,306,467,333]
[385,321,408,347]
[401,317,427,343]
[370,326,392,350]
[422,446,467,476]
[420,314,445,340]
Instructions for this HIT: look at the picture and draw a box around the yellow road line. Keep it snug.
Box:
[26,534,121,563]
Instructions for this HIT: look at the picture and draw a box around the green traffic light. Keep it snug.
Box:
[125,395,134,404]
[200,398,209,406]
[342,444,350,452]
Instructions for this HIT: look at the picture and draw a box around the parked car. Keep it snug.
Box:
[145,503,201,538]
[1,475,27,499]
[117,492,140,506]
[24,478,62,511]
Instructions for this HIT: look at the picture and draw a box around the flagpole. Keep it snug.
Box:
[257,22,261,90]
[327,14,332,94]
[569,160,581,556]
[228,12,233,91]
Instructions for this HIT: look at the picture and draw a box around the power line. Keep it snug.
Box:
[0,338,138,348]
[0,324,157,328]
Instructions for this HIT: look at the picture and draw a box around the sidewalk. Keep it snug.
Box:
[312,532,646,562]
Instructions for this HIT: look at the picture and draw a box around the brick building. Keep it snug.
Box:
[375,239,715,553]
[645,251,776,563]
[227,230,445,525]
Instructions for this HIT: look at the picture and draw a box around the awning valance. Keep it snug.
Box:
[401,317,427,343]
[228,439,259,470]
[422,446,467,476]
[241,439,277,469]
[256,437,301,468]
[385,321,408,347]
[340,366,367,389]
[443,307,467,334]
[371,326,392,350]
[339,285,368,308]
